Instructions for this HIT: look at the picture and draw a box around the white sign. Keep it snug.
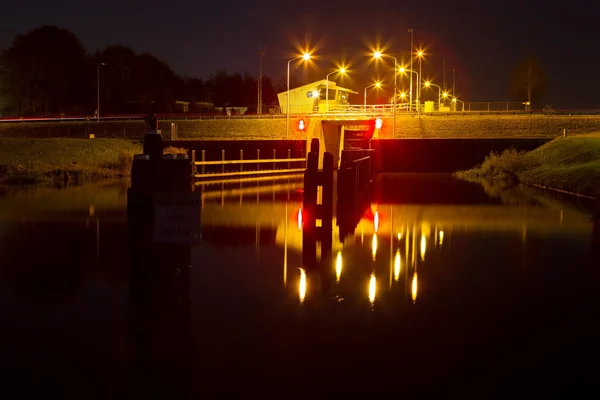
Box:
[154,192,202,243]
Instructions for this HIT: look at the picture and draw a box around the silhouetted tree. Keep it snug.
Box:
[0,25,281,115]
[511,56,546,111]
[1,26,87,116]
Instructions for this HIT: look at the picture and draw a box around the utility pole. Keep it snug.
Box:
[452,69,456,95]
[409,29,414,112]
[443,60,446,90]
[258,45,266,114]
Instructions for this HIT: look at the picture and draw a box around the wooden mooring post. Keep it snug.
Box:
[302,138,334,270]
[126,114,200,396]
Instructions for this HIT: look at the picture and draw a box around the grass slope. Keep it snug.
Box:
[0,138,143,183]
[455,132,600,198]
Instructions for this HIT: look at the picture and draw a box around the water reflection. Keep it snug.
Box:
[1,174,598,393]
[394,250,401,281]
[335,251,343,283]
[368,273,376,306]
[298,268,307,303]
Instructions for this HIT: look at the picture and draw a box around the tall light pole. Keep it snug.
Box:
[97,62,105,120]
[325,67,346,113]
[286,52,311,138]
[373,51,397,137]
[452,69,456,95]
[424,81,442,111]
[409,29,414,112]
[399,68,419,114]
[258,45,266,114]
[364,82,382,108]
[416,50,424,108]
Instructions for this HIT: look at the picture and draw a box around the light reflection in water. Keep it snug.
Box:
[420,234,427,261]
[369,273,376,305]
[297,208,303,231]
[411,272,418,303]
[371,234,378,260]
[439,230,444,246]
[394,250,401,281]
[335,251,343,282]
[299,268,307,303]
[374,211,379,233]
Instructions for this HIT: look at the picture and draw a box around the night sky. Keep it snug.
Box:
[1,0,598,108]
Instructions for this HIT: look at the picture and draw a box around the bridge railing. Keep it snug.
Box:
[190,148,306,180]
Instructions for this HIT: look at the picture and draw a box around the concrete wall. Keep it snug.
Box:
[166,137,550,174]
[370,138,551,172]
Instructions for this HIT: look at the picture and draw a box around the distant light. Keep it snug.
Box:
[375,118,383,130]
[424,81,431,87]
[302,53,311,61]
[399,67,406,73]
[442,92,449,98]
[375,82,382,88]
[339,67,346,74]
[374,51,382,59]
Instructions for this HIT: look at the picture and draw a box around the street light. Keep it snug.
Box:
[373,51,397,137]
[452,97,465,112]
[399,67,419,113]
[416,49,425,112]
[286,52,311,138]
[325,67,346,113]
[424,81,442,111]
[97,62,105,120]
[364,81,382,108]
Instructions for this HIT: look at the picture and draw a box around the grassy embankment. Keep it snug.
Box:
[0,138,187,184]
[455,133,600,199]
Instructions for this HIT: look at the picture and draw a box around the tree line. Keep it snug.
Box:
[0,26,280,117]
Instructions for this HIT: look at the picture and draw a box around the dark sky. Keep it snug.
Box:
[1,0,598,108]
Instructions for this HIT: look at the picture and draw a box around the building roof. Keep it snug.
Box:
[278,79,358,95]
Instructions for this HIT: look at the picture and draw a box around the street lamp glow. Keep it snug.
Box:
[325,66,348,113]
[364,81,383,108]
[286,52,313,137]
[442,92,449,98]
[417,50,424,57]
[371,50,397,136]
[424,81,431,87]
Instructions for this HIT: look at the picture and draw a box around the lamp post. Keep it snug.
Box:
[286,52,311,138]
[399,68,419,113]
[424,81,442,111]
[364,82,382,108]
[325,67,346,113]
[452,97,465,112]
[408,28,414,112]
[416,50,425,115]
[97,62,105,120]
[373,51,397,137]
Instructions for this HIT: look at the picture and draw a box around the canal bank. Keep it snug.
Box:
[454,133,600,200]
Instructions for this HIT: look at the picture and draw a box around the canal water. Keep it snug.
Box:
[0,174,598,397]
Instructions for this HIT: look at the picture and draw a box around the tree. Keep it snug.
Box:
[511,56,546,111]
[1,26,87,116]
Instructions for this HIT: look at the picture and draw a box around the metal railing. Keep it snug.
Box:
[191,148,306,180]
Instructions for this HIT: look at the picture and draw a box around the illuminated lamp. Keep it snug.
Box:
[375,118,383,129]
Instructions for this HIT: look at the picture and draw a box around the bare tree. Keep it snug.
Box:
[511,56,546,111]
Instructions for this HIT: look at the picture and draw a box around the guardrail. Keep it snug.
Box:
[190,148,306,180]
[3,108,600,124]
